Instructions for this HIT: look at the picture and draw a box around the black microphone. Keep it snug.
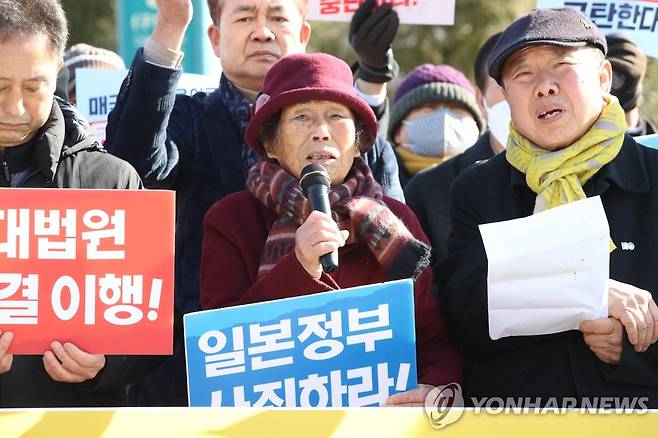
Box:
[300,164,338,273]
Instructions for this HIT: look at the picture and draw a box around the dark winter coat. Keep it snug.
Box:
[436,134,658,407]
[0,97,157,408]
[405,133,495,266]
[105,50,403,406]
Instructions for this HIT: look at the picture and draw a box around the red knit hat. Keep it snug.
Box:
[245,53,378,156]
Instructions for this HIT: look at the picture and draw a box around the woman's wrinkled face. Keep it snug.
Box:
[265,100,360,186]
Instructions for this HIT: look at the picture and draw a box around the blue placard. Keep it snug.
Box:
[637,134,658,150]
[184,279,418,407]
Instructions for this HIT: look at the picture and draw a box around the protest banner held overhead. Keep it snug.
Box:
[308,0,455,25]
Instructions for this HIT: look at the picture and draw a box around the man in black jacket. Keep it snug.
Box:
[0,0,155,407]
[404,32,507,267]
[437,8,658,407]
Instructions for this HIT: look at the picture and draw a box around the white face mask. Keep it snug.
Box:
[484,100,511,148]
[402,107,480,157]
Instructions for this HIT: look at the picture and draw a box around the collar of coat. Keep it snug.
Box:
[30,96,99,183]
[509,134,650,198]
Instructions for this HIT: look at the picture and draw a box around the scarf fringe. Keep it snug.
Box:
[387,239,432,281]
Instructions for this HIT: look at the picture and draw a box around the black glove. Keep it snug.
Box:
[349,0,400,83]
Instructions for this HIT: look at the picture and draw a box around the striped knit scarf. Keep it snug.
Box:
[247,157,431,281]
[506,95,627,250]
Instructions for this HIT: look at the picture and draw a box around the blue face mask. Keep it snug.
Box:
[402,107,480,157]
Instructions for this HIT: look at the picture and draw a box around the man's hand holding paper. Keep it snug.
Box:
[606,279,658,352]
[480,196,658,356]
[580,317,623,364]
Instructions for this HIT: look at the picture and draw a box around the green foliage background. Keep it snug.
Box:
[62,0,656,127]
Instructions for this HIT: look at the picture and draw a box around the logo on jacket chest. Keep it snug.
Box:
[620,241,635,251]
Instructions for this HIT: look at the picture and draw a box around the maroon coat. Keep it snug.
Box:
[200,191,461,386]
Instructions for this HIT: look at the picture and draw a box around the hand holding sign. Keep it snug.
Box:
[383,383,434,407]
[0,330,106,383]
[0,330,13,374]
[43,341,106,384]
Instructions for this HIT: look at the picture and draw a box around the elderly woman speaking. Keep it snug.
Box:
[200,53,460,406]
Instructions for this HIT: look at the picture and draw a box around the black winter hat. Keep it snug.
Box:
[607,32,647,111]
[488,8,607,85]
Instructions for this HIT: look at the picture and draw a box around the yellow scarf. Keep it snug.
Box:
[396,146,450,175]
[506,95,627,250]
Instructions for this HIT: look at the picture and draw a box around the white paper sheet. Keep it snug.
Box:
[479,196,609,340]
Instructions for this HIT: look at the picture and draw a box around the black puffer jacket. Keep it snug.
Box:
[0,98,159,408]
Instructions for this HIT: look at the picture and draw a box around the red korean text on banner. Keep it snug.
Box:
[319,0,418,16]
[0,188,175,355]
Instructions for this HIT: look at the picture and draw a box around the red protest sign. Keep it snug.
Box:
[0,188,174,355]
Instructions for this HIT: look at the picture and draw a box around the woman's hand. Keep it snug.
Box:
[295,211,349,279]
[383,383,435,407]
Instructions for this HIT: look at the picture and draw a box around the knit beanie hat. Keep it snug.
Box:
[606,33,647,112]
[63,43,126,97]
[389,64,486,140]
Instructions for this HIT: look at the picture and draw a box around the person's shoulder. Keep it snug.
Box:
[626,135,658,178]
[633,135,658,158]
[442,151,510,209]
[406,136,495,193]
[78,147,134,167]
[453,150,507,188]
[210,190,256,210]
[205,191,258,220]
[173,88,214,111]
[407,154,460,189]
[185,87,233,119]
[382,195,415,220]
[64,145,141,186]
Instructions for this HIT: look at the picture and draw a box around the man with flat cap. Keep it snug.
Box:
[436,8,658,407]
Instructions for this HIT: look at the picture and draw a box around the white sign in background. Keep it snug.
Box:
[75,68,218,143]
[537,0,658,59]
[307,0,455,26]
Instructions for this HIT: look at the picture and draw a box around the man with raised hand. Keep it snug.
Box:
[105,0,403,406]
